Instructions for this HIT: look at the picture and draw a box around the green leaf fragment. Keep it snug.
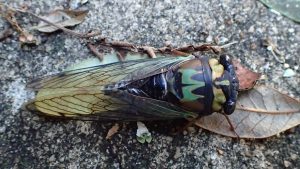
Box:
[136,122,152,144]
[145,135,152,143]
[260,0,300,22]
[137,136,146,144]
[137,133,152,144]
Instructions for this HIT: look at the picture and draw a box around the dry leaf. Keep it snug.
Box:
[106,123,119,139]
[233,60,261,91]
[33,9,88,33]
[195,86,300,138]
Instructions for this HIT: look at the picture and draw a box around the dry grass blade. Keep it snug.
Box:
[195,86,300,138]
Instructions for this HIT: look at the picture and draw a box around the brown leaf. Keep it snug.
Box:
[233,60,261,91]
[106,123,119,140]
[195,86,300,138]
[33,9,88,33]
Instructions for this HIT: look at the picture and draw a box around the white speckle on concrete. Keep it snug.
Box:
[5,79,34,115]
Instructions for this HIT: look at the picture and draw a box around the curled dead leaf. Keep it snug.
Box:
[233,60,261,91]
[106,123,119,140]
[33,9,88,33]
[195,86,300,138]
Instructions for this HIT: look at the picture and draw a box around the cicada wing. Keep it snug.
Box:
[26,87,197,120]
[27,56,194,90]
[109,90,198,119]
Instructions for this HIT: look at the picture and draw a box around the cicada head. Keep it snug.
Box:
[166,54,239,116]
[211,54,239,115]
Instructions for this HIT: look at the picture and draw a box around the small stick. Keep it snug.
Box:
[175,45,195,52]
[110,41,135,48]
[116,51,124,62]
[171,50,190,56]
[87,43,103,61]
[142,46,156,58]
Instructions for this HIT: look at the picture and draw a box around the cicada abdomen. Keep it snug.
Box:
[27,54,238,120]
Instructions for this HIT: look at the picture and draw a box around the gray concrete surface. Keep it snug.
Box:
[0,0,299,168]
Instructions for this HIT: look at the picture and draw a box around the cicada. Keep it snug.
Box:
[27,54,239,121]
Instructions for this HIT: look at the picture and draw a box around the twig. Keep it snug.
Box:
[142,46,156,58]
[116,51,125,61]
[170,49,190,56]
[89,38,239,61]
[87,43,103,61]
[110,41,135,48]
[264,38,285,64]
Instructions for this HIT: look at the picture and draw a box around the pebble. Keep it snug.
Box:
[290,153,298,160]
[284,160,291,168]
[218,37,229,44]
[49,155,56,162]
[248,25,255,33]
[288,28,295,33]
[174,147,181,159]
[0,126,6,133]
[283,69,296,77]
[206,35,213,43]
[217,149,224,155]
[283,63,290,68]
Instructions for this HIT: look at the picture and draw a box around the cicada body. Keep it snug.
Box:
[27,54,238,121]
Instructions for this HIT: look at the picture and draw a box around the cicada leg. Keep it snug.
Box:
[221,113,240,139]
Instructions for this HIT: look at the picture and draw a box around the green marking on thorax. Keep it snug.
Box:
[178,68,205,101]
[215,80,230,86]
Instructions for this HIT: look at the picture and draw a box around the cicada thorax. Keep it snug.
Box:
[165,57,214,116]
[165,55,238,116]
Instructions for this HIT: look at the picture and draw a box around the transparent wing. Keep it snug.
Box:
[27,87,197,120]
[28,56,193,90]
